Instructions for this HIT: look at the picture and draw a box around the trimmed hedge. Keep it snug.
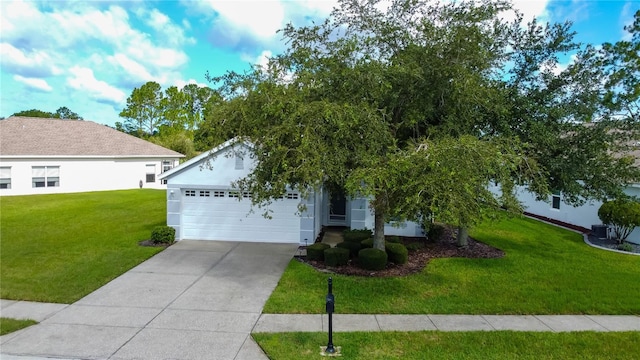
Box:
[336,241,361,258]
[360,238,373,248]
[343,228,373,243]
[386,236,401,243]
[358,248,388,270]
[151,226,175,244]
[307,243,330,261]
[385,242,408,264]
[427,223,446,242]
[324,247,350,267]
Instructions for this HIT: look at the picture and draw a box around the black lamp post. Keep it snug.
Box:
[325,277,335,354]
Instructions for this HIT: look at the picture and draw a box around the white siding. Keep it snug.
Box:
[163,144,305,244]
[0,157,179,196]
[499,183,640,245]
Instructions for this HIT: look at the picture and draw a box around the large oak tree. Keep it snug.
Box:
[205,0,639,249]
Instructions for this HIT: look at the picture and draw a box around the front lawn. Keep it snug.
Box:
[0,318,38,335]
[254,331,640,359]
[0,189,166,303]
[264,217,640,314]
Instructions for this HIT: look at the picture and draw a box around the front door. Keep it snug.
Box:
[328,191,348,226]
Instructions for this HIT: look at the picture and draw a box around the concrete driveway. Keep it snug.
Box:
[1,240,299,360]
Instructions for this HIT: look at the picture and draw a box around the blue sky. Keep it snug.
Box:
[1,0,637,127]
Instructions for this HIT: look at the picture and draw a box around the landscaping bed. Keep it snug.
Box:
[299,226,504,277]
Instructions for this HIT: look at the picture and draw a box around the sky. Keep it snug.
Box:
[0,0,637,127]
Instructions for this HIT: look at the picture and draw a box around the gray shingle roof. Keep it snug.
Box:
[0,117,184,158]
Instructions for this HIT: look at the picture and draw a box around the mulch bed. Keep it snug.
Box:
[297,226,504,277]
[138,239,173,248]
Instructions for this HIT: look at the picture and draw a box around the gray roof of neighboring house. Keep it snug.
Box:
[0,116,184,158]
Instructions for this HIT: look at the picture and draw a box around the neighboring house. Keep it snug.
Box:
[509,147,640,245]
[0,117,184,196]
[159,140,423,244]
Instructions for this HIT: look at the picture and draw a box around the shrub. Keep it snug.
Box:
[151,226,175,244]
[360,238,373,248]
[617,243,634,252]
[386,236,401,243]
[598,199,640,243]
[324,247,350,267]
[427,223,446,242]
[406,242,424,252]
[336,241,361,258]
[358,248,388,270]
[385,242,408,264]
[343,228,373,243]
[307,243,330,261]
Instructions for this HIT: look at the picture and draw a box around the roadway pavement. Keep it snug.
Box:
[2,240,639,360]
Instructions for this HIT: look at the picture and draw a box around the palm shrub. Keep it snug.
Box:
[324,247,350,267]
[307,243,330,261]
[151,226,175,244]
[598,199,640,243]
[385,242,408,264]
[358,248,388,270]
[343,228,372,243]
[336,241,361,258]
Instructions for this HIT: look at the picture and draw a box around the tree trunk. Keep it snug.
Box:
[457,226,469,247]
[373,205,386,251]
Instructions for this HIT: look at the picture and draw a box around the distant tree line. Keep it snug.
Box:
[117,81,221,159]
[10,107,83,120]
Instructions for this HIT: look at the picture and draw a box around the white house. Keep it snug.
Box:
[507,144,640,245]
[0,117,184,196]
[159,140,423,244]
[512,183,640,245]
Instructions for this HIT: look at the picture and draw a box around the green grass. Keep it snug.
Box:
[0,318,37,335]
[253,331,640,360]
[264,217,640,314]
[0,189,166,303]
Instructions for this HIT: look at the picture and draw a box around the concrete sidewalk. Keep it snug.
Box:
[3,300,639,334]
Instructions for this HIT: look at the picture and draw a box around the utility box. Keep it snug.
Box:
[591,225,608,239]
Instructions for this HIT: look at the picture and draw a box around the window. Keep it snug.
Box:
[235,154,244,170]
[228,191,240,198]
[146,164,156,183]
[551,191,561,210]
[0,167,11,189]
[199,190,210,197]
[286,193,299,200]
[162,160,173,173]
[185,190,196,197]
[242,191,252,198]
[32,166,59,188]
[213,191,225,197]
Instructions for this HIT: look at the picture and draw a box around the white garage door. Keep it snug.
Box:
[181,189,301,243]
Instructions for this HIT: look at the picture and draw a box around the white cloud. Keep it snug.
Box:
[0,43,61,78]
[108,53,155,83]
[175,79,209,89]
[207,0,285,40]
[502,0,550,24]
[620,2,635,41]
[66,66,126,106]
[13,75,52,92]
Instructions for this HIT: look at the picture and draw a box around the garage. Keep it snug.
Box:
[159,140,319,244]
[179,188,301,242]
